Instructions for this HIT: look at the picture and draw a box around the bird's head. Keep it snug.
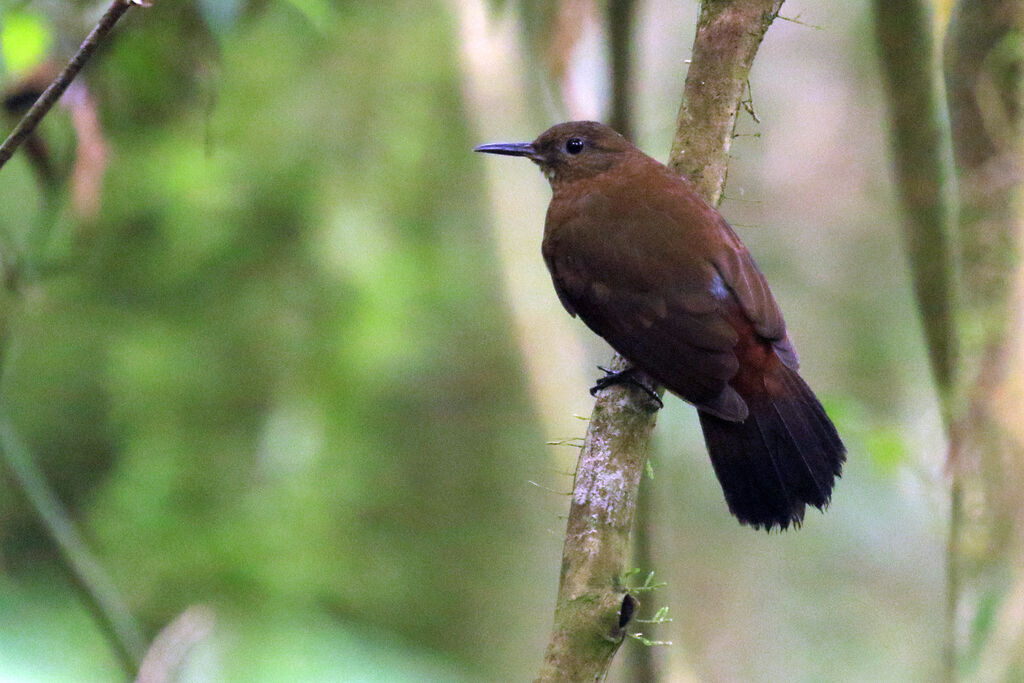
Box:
[474,121,635,185]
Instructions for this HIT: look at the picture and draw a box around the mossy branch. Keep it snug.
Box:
[669,0,785,204]
[536,2,785,679]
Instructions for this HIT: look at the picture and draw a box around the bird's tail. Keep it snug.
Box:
[698,363,845,530]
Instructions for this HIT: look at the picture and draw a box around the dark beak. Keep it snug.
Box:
[473,141,536,158]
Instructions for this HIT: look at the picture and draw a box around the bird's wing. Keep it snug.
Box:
[543,209,749,420]
[709,220,799,370]
[542,177,802,419]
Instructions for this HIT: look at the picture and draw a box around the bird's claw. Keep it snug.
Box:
[589,366,664,409]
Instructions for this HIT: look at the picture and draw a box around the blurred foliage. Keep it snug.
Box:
[0,0,554,679]
[0,9,53,76]
[0,0,957,680]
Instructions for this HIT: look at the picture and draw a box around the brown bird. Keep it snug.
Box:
[475,121,845,530]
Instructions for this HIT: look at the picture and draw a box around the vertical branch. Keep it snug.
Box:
[944,0,1024,676]
[668,0,785,204]
[945,1,1024,374]
[876,0,1024,674]
[607,0,637,140]
[870,2,959,676]
[454,0,592,443]
[536,2,786,679]
[872,0,958,401]
[535,357,658,682]
[0,418,145,674]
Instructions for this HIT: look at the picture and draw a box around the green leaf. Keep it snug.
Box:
[0,11,53,76]
[628,632,672,647]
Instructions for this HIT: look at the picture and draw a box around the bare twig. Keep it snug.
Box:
[0,1,150,676]
[0,0,146,173]
[0,418,145,674]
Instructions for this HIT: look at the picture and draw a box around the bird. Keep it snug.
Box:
[475,121,845,530]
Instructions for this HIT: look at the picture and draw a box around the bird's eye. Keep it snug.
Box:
[565,137,584,154]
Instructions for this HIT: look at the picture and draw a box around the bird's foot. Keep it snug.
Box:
[590,366,664,409]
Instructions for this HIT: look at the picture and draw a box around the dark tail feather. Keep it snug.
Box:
[698,365,845,530]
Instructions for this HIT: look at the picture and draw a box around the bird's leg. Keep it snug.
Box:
[590,365,664,409]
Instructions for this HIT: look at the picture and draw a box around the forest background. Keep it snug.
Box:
[0,0,983,680]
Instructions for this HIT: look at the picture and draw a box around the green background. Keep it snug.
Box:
[0,1,946,680]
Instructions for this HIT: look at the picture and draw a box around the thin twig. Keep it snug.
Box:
[0,319,145,674]
[0,2,150,674]
[0,0,146,172]
[776,14,824,30]
[0,418,145,674]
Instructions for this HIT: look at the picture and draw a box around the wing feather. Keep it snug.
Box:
[544,218,745,419]
[542,171,795,420]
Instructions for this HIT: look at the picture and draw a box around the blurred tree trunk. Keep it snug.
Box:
[454,0,593,445]
[945,1,1024,679]
[607,0,637,140]
[872,0,957,398]
[875,0,1024,679]
[871,1,959,677]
